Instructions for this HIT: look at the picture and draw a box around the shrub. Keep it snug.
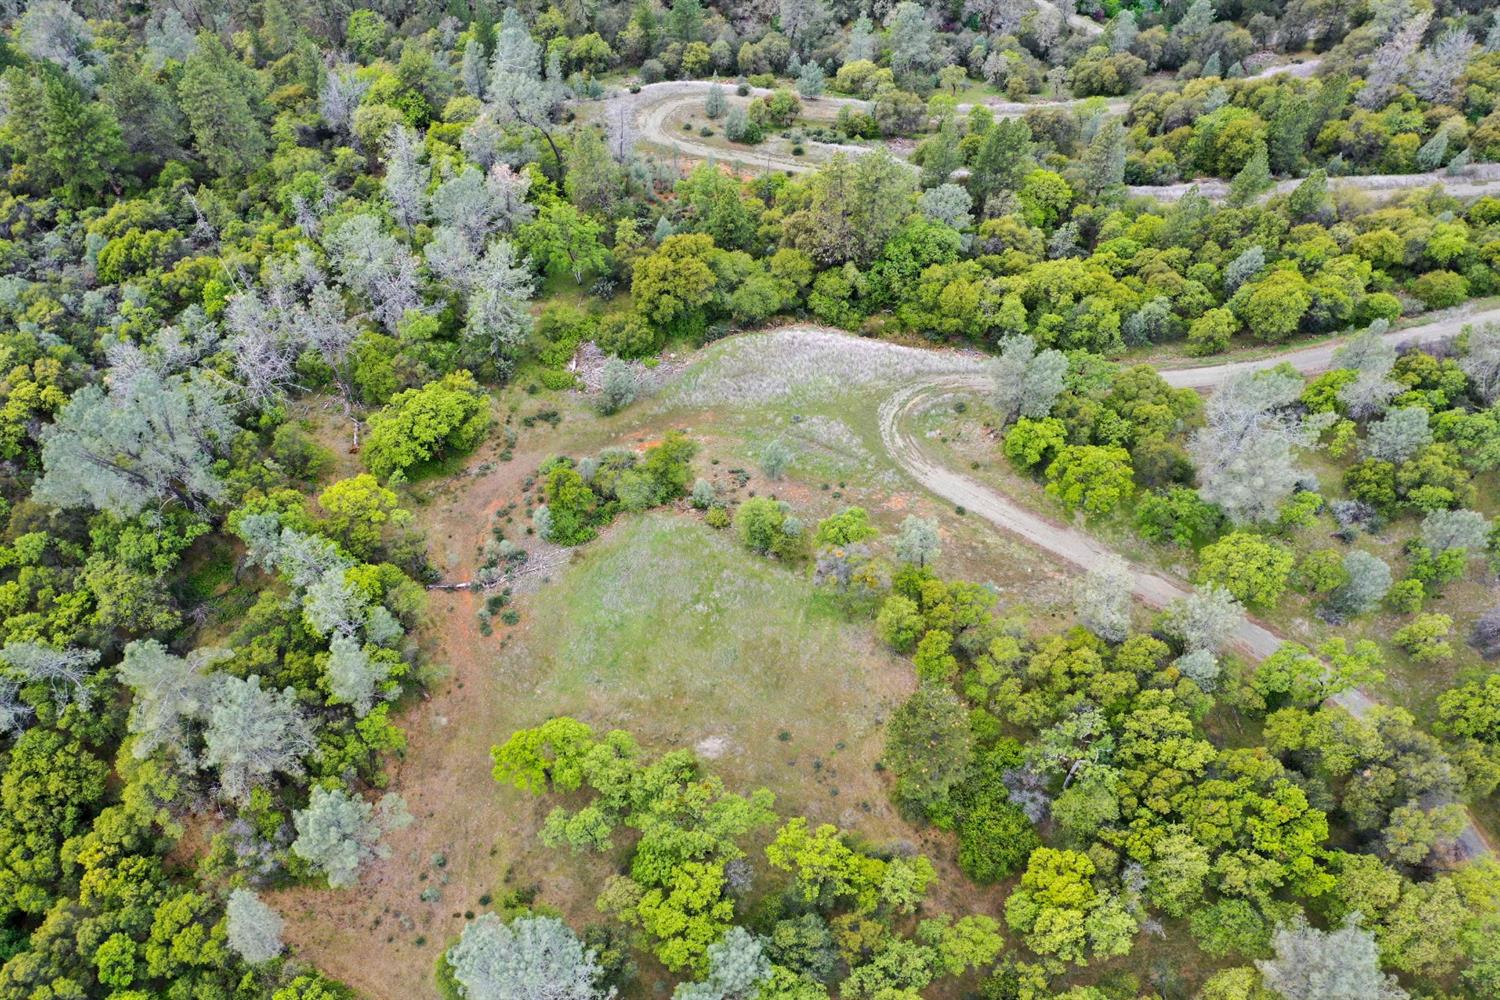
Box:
[364,371,490,479]
[1394,613,1454,662]
[1196,531,1295,608]
[733,497,805,559]
[1385,577,1425,613]
[1186,307,1237,356]
[1044,445,1135,515]
[595,311,663,358]
[1411,270,1468,309]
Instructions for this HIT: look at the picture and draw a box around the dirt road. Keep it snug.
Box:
[602,79,1127,176]
[864,305,1500,860]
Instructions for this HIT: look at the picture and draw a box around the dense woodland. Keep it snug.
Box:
[0,1,1497,999]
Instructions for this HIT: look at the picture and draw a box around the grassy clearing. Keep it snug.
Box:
[276,511,927,999]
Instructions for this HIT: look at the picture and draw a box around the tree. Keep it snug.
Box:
[885,2,935,77]
[1081,119,1127,201]
[814,507,879,547]
[734,498,804,560]
[1460,323,1500,404]
[19,1,98,83]
[464,239,536,366]
[36,370,234,517]
[1358,11,1430,109]
[1075,555,1132,643]
[1382,801,1467,865]
[178,33,267,177]
[1256,915,1407,1000]
[1409,28,1474,105]
[1393,613,1454,663]
[1162,584,1245,654]
[990,335,1067,424]
[325,214,421,333]
[117,639,219,761]
[970,118,1033,204]
[795,60,825,99]
[325,633,391,716]
[1046,445,1134,515]
[1189,370,1317,524]
[632,234,720,340]
[883,683,974,816]
[226,889,284,964]
[705,84,726,119]
[0,729,107,922]
[1196,532,1294,609]
[1364,407,1432,463]
[203,675,315,803]
[1227,144,1271,206]
[39,70,123,207]
[786,152,916,268]
[292,786,410,889]
[0,642,99,711]
[319,62,369,137]
[1004,848,1137,966]
[895,516,940,567]
[318,474,406,560]
[1420,508,1489,554]
[383,125,428,232]
[674,927,770,1000]
[1329,549,1393,617]
[363,371,491,479]
[446,913,611,1000]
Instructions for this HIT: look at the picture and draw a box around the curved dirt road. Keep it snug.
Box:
[603,80,1127,176]
[615,80,1500,202]
[870,305,1500,860]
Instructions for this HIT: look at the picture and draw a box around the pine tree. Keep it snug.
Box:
[202,675,315,803]
[36,370,235,517]
[291,786,410,888]
[796,59,825,98]
[226,889,284,964]
[1081,118,1126,201]
[1267,93,1314,175]
[383,125,429,232]
[1227,144,1272,206]
[39,70,123,206]
[1110,10,1138,53]
[447,914,610,1000]
[178,33,268,177]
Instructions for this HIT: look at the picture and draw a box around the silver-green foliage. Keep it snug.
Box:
[0,642,100,710]
[292,786,410,889]
[203,675,315,803]
[1074,554,1132,643]
[117,639,222,761]
[673,927,771,1000]
[36,370,234,517]
[1362,407,1432,463]
[989,334,1067,424]
[895,515,941,568]
[226,888,284,964]
[1420,508,1490,554]
[446,913,613,1000]
[1256,915,1408,1000]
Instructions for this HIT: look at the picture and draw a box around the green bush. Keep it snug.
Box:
[363,371,491,479]
[1411,269,1469,309]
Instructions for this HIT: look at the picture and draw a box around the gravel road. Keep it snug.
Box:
[865,305,1500,861]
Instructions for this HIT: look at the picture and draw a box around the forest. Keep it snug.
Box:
[0,1,1497,999]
